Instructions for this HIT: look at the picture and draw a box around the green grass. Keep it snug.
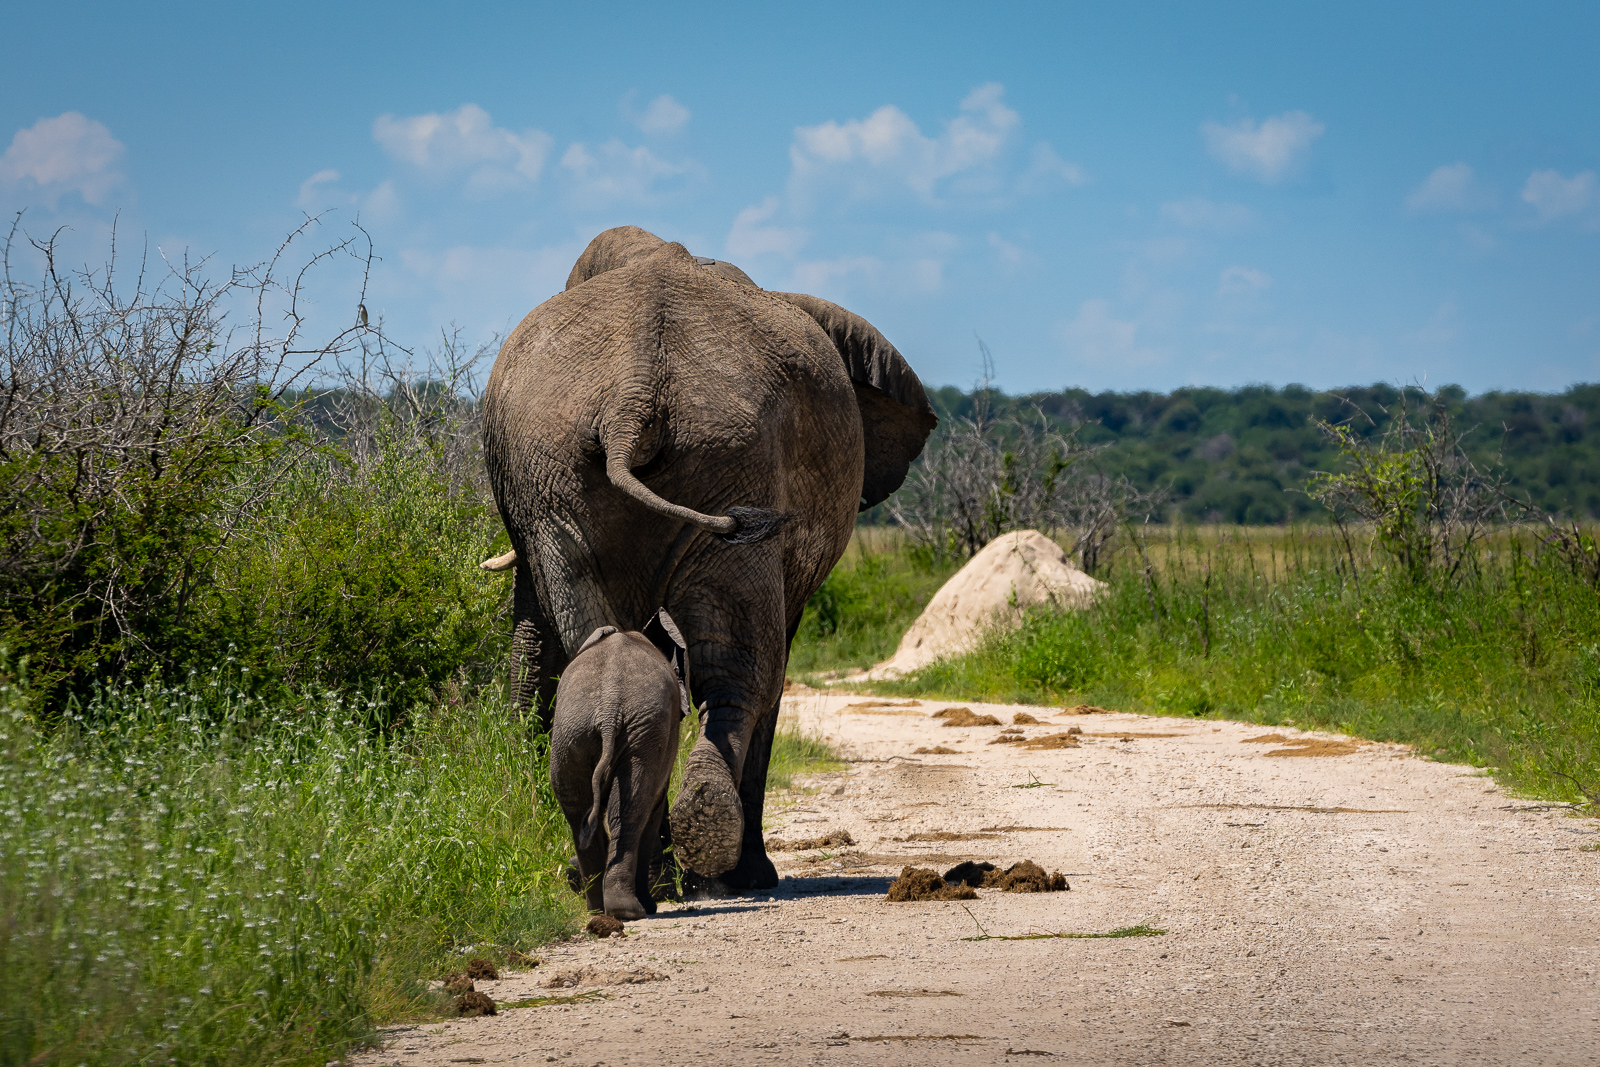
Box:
[767,725,847,790]
[800,524,1600,807]
[0,670,580,1067]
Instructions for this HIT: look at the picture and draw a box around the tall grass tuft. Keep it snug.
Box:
[0,667,578,1067]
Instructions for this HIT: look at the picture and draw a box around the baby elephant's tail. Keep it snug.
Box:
[578,705,622,852]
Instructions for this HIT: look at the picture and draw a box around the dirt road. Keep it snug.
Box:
[355,693,1600,1066]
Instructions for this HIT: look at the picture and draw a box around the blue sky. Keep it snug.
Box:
[4,1,1597,394]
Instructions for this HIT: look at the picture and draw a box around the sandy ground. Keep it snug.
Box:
[353,692,1600,1066]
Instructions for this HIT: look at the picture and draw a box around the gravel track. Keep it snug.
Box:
[354,692,1600,1066]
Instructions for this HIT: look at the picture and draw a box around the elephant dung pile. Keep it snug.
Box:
[868,531,1106,679]
[933,707,1002,727]
[586,914,625,937]
[887,860,1070,901]
[886,866,978,901]
[944,860,1069,892]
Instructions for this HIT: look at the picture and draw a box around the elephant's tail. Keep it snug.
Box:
[603,446,788,546]
[579,705,622,852]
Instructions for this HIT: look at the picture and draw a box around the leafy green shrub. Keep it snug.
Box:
[200,416,508,714]
[0,222,374,714]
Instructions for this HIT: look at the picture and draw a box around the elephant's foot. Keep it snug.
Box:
[669,758,743,876]
[719,843,779,890]
[603,890,648,922]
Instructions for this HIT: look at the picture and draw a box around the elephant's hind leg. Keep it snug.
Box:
[668,730,745,877]
[720,698,780,890]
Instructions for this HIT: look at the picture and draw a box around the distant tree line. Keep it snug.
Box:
[912,381,1600,523]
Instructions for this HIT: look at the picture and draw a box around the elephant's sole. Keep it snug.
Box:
[669,770,744,876]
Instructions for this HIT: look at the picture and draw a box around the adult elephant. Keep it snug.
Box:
[482,226,936,887]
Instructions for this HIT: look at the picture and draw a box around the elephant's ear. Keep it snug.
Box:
[576,625,620,657]
[641,608,691,711]
[565,226,667,290]
[773,292,940,510]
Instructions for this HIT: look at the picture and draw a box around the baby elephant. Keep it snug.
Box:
[550,609,689,921]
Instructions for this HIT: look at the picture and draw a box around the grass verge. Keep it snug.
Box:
[0,670,580,1067]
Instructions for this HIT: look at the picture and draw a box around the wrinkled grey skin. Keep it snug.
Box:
[550,611,689,920]
[483,226,936,886]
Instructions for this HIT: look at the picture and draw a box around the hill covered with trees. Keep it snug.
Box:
[921,382,1600,523]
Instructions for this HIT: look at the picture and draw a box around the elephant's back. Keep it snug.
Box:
[483,242,863,642]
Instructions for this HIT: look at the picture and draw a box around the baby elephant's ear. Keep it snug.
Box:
[576,625,620,657]
[641,609,690,691]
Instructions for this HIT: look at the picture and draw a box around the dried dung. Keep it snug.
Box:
[844,699,922,710]
[1060,704,1112,714]
[886,866,978,902]
[989,733,1026,744]
[932,707,1002,727]
[897,831,1000,842]
[465,957,499,981]
[944,859,1068,891]
[443,973,474,995]
[843,700,926,716]
[585,914,625,938]
[540,966,669,989]
[504,949,539,968]
[942,860,997,887]
[1243,732,1362,756]
[990,859,1070,892]
[913,746,960,755]
[1020,732,1082,749]
[456,990,496,1017]
[767,829,855,851]
[1013,712,1041,724]
[1264,739,1361,757]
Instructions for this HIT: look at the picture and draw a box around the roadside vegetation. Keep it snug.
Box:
[795,391,1600,808]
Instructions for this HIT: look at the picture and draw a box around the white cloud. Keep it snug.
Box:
[1160,197,1256,232]
[1218,266,1271,296]
[1522,168,1597,223]
[1018,143,1087,191]
[559,139,699,206]
[296,168,341,208]
[0,112,125,205]
[1406,162,1492,213]
[1201,110,1324,183]
[788,83,1022,203]
[1056,298,1162,366]
[372,104,552,187]
[726,196,808,259]
[634,94,690,135]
